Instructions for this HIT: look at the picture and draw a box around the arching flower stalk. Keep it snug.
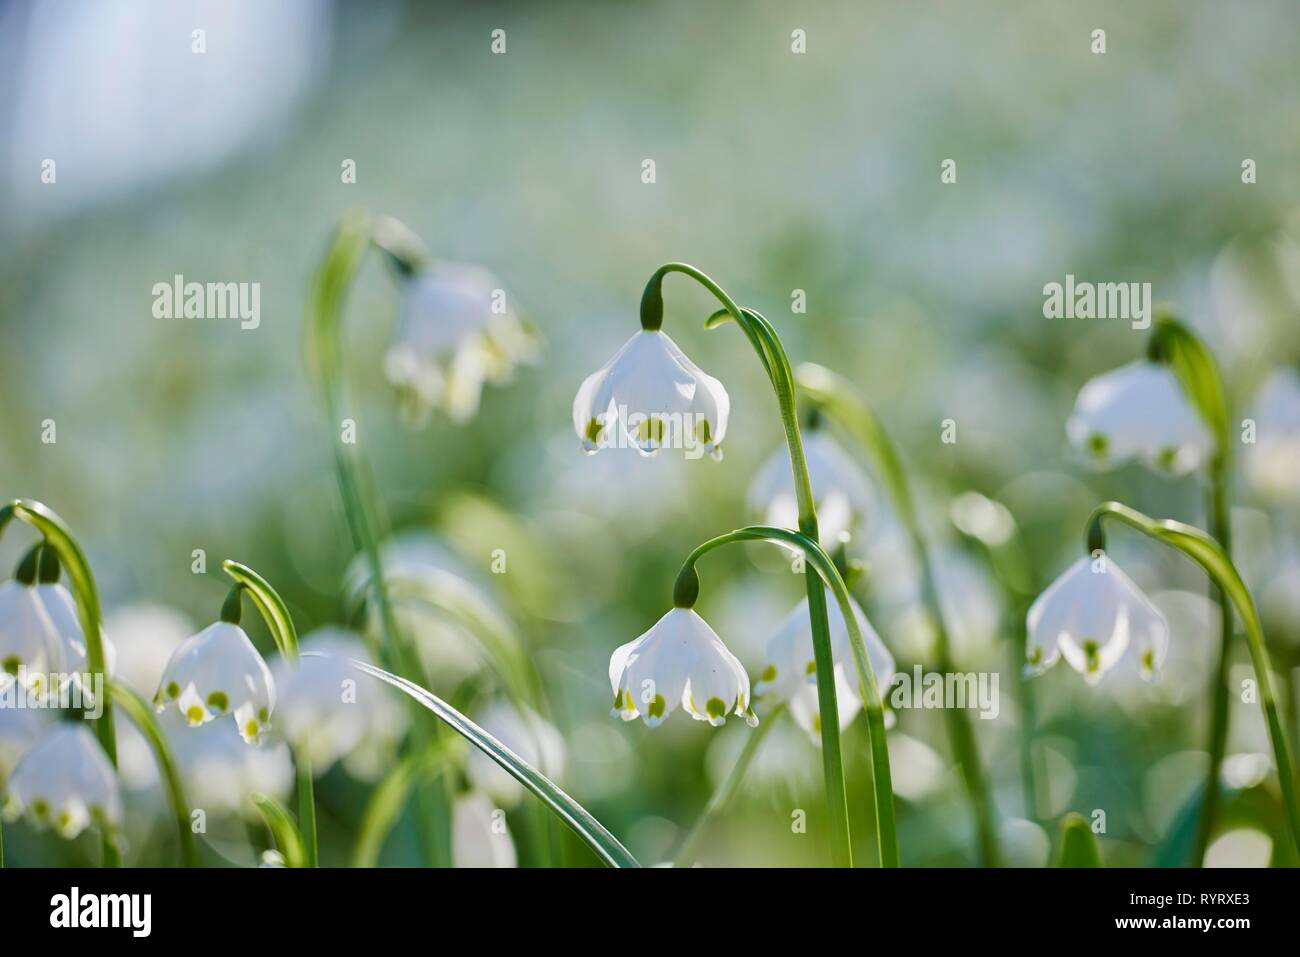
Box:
[794,363,1002,866]
[575,263,862,867]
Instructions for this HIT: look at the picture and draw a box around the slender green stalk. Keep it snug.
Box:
[677,525,898,867]
[0,500,120,867]
[794,363,1001,865]
[1057,812,1103,867]
[1086,501,1300,858]
[221,560,317,867]
[353,741,448,867]
[674,702,787,867]
[109,680,199,867]
[251,792,307,868]
[644,265,854,868]
[307,210,450,867]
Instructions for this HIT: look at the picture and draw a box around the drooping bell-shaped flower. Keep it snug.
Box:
[0,577,64,702]
[0,705,50,786]
[573,330,729,459]
[465,701,565,807]
[161,708,294,818]
[36,580,116,705]
[154,621,275,743]
[452,791,517,868]
[1026,555,1169,685]
[754,590,895,704]
[609,608,754,727]
[271,627,406,778]
[788,664,862,742]
[384,263,540,426]
[1243,368,1300,502]
[3,724,123,840]
[1066,360,1213,476]
[748,429,875,544]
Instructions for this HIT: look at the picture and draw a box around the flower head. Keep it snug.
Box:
[1026,555,1169,684]
[1066,360,1213,475]
[3,724,123,840]
[609,608,754,727]
[0,579,64,701]
[384,263,540,425]
[748,430,875,543]
[154,621,275,742]
[1243,368,1300,502]
[573,330,729,459]
[465,701,565,806]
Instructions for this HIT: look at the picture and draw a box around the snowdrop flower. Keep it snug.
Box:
[573,330,729,459]
[3,724,122,840]
[0,577,64,701]
[466,702,565,806]
[1243,368,1300,502]
[271,627,406,778]
[609,608,754,727]
[748,428,875,544]
[452,791,517,868]
[384,263,540,425]
[754,590,895,704]
[154,620,275,743]
[1066,360,1213,476]
[1026,556,1169,685]
[162,710,293,817]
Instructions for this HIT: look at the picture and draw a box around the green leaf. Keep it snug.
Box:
[1148,312,1230,457]
[343,658,641,868]
[251,792,307,868]
[222,559,300,660]
[1056,813,1103,867]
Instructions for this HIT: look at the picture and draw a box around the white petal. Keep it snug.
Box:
[156,621,275,739]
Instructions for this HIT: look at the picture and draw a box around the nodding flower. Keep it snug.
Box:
[3,724,123,841]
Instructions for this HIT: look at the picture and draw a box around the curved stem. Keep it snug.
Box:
[251,792,306,868]
[0,500,120,867]
[673,702,787,867]
[681,525,898,867]
[221,560,317,868]
[1086,501,1300,858]
[109,680,199,867]
[644,264,854,868]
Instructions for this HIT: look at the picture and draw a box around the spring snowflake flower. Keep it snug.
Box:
[384,263,540,425]
[754,590,895,704]
[748,430,875,544]
[788,665,864,742]
[161,709,294,818]
[0,578,64,701]
[465,701,565,806]
[1243,368,1300,502]
[102,603,192,699]
[452,791,517,868]
[271,628,406,778]
[609,608,754,727]
[0,705,49,786]
[3,724,123,840]
[1066,360,1213,476]
[1026,555,1169,685]
[573,330,729,459]
[36,581,116,705]
[154,621,275,743]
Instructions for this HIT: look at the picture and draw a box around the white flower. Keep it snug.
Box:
[1243,368,1300,502]
[573,330,729,459]
[0,705,50,785]
[36,582,116,704]
[609,608,754,727]
[3,724,123,839]
[465,702,565,806]
[754,591,895,704]
[102,603,193,699]
[154,621,275,743]
[384,263,540,425]
[1026,555,1169,685]
[452,791,517,868]
[162,709,294,818]
[1066,360,1213,475]
[0,579,64,701]
[271,627,406,778]
[748,430,875,543]
[787,664,863,742]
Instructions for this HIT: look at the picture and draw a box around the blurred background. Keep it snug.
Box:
[2,0,1299,867]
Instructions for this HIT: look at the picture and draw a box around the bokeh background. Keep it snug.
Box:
[2,0,1300,866]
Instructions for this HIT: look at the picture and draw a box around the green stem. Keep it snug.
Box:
[251,792,307,868]
[109,680,199,867]
[673,702,787,867]
[1,500,120,867]
[221,560,318,867]
[679,525,899,867]
[307,210,451,867]
[644,264,854,868]
[353,740,448,867]
[1086,501,1300,858]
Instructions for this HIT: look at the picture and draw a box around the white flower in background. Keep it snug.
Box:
[754,590,895,704]
[154,621,275,743]
[36,581,116,704]
[1026,556,1169,685]
[161,709,293,818]
[3,724,123,840]
[609,608,754,727]
[271,627,406,779]
[748,429,875,543]
[1066,360,1213,476]
[102,603,193,699]
[1243,368,1300,502]
[788,665,864,742]
[0,705,50,785]
[384,263,540,425]
[466,702,565,806]
[573,330,729,459]
[452,791,517,868]
[0,579,64,700]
